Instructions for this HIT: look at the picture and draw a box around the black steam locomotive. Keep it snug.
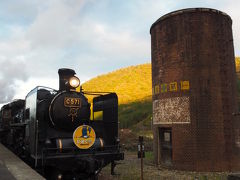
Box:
[0,68,124,179]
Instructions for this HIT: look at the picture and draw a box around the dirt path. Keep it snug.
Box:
[98,151,229,180]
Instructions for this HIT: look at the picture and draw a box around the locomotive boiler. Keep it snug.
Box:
[0,68,124,179]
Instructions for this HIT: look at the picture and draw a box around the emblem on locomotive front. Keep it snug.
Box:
[64,97,81,121]
[73,125,96,149]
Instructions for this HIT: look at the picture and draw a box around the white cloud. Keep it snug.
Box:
[0,26,30,57]
[80,21,149,60]
[12,73,91,101]
[26,0,85,49]
[13,77,58,100]
[219,1,240,56]
[0,57,28,103]
[0,0,239,104]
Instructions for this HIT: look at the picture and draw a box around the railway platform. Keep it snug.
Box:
[0,143,44,180]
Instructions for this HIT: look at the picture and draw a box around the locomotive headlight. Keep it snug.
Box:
[69,76,80,88]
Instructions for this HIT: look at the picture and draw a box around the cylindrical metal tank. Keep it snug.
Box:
[150,8,240,171]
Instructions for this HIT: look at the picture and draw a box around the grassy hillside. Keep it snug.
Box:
[235,57,240,106]
[83,58,240,130]
[236,57,240,73]
[82,64,152,130]
[82,64,152,104]
[83,58,240,150]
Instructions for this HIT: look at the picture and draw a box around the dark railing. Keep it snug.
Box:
[40,145,121,160]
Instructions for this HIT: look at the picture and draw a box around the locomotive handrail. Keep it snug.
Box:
[26,86,57,98]
[40,145,123,163]
[41,145,121,156]
[82,91,115,95]
[10,122,27,127]
[42,144,120,152]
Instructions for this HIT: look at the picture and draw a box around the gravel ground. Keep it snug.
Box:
[98,151,230,180]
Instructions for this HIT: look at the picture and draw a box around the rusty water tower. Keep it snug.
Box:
[150,8,240,171]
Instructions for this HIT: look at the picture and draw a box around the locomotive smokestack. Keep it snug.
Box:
[58,68,76,91]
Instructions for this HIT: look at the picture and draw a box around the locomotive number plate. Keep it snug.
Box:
[64,97,81,107]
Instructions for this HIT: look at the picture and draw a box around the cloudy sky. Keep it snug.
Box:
[0,0,239,105]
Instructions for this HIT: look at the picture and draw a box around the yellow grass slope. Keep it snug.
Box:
[82,64,152,104]
[82,58,240,129]
[236,57,240,74]
[83,57,240,104]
